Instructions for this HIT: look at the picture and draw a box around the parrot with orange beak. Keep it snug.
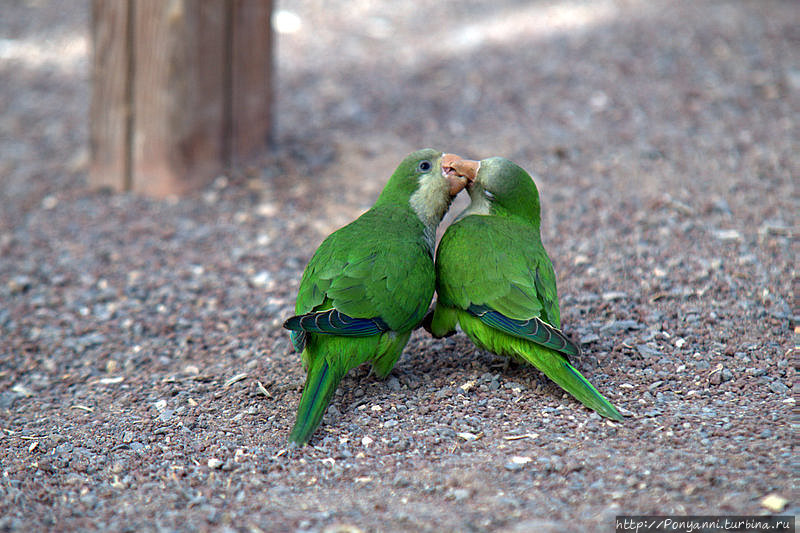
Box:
[429,156,623,420]
[284,149,477,445]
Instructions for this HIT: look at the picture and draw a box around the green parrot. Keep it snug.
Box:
[428,156,623,421]
[283,149,477,445]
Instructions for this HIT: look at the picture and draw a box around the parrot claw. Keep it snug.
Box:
[420,308,435,335]
[489,357,512,373]
[420,308,455,338]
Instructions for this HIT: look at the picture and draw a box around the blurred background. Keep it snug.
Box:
[3,1,796,226]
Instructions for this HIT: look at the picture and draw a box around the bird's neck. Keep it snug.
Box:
[456,194,491,221]
[458,203,543,238]
[408,183,452,249]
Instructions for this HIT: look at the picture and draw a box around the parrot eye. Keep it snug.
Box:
[417,160,432,172]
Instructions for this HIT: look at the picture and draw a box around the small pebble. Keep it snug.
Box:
[504,456,532,471]
[386,376,401,391]
[714,229,742,242]
[638,344,664,358]
[580,333,600,345]
[768,381,789,394]
[451,488,471,502]
[601,291,627,301]
[617,406,635,417]
[760,494,788,512]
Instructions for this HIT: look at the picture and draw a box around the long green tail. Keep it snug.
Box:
[459,312,623,421]
[537,354,623,421]
[289,357,345,446]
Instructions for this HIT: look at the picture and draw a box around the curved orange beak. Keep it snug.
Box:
[441,153,480,195]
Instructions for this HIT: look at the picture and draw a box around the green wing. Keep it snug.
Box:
[295,205,434,334]
[284,309,390,352]
[284,309,389,336]
[467,304,579,357]
[437,214,561,328]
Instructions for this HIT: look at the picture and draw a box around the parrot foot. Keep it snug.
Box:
[420,308,455,338]
[420,308,435,334]
[490,357,512,373]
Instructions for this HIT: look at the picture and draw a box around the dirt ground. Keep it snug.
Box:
[1,1,797,531]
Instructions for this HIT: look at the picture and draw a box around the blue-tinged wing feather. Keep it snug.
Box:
[289,330,307,352]
[284,309,390,339]
[468,304,580,358]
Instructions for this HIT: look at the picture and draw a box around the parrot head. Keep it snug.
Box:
[377,149,478,230]
[453,156,541,226]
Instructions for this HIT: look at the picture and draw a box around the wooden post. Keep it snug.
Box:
[90,0,273,197]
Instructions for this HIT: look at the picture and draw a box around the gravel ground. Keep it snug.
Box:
[1,1,797,531]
